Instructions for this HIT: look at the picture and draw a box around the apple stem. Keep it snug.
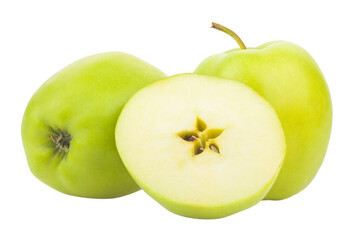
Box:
[211,22,247,50]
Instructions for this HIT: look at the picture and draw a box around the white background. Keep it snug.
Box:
[1,0,354,239]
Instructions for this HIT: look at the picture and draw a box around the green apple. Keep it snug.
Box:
[195,23,332,200]
[116,74,286,219]
[22,52,166,198]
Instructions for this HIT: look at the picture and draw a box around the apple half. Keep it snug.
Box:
[116,74,286,219]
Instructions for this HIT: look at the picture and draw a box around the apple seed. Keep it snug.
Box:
[209,144,219,153]
[185,135,197,142]
[195,147,204,155]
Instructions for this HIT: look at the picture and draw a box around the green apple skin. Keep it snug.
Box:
[195,41,332,200]
[125,169,277,219]
[22,52,166,198]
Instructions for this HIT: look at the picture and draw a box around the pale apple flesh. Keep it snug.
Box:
[195,41,332,200]
[116,74,286,218]
[21,52,166,198]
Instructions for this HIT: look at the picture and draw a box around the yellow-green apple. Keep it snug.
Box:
[116,74,286,218]
[22,52,166,198]
[195,23,332,200]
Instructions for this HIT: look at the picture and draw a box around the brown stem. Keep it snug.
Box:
[211,22,247,50]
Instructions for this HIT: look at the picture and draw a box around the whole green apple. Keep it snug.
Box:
[195,23,332,200]
[22,52,166,198]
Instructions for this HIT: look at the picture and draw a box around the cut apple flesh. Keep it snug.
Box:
[116,74,286,218]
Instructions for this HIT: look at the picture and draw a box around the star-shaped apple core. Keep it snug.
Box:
[178,117,224,156]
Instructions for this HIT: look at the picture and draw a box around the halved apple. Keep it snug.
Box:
[116,74,286,219]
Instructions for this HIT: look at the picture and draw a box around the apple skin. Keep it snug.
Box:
[125,169,277,219]
[22,52,166,198]
[195,41,332,200]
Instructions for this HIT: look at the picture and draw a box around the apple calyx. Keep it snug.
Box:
[211,22,247,50]
[50,130,72,154]
[178,117,223,155]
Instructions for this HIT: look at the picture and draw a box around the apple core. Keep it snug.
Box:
[177,117,224,155]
